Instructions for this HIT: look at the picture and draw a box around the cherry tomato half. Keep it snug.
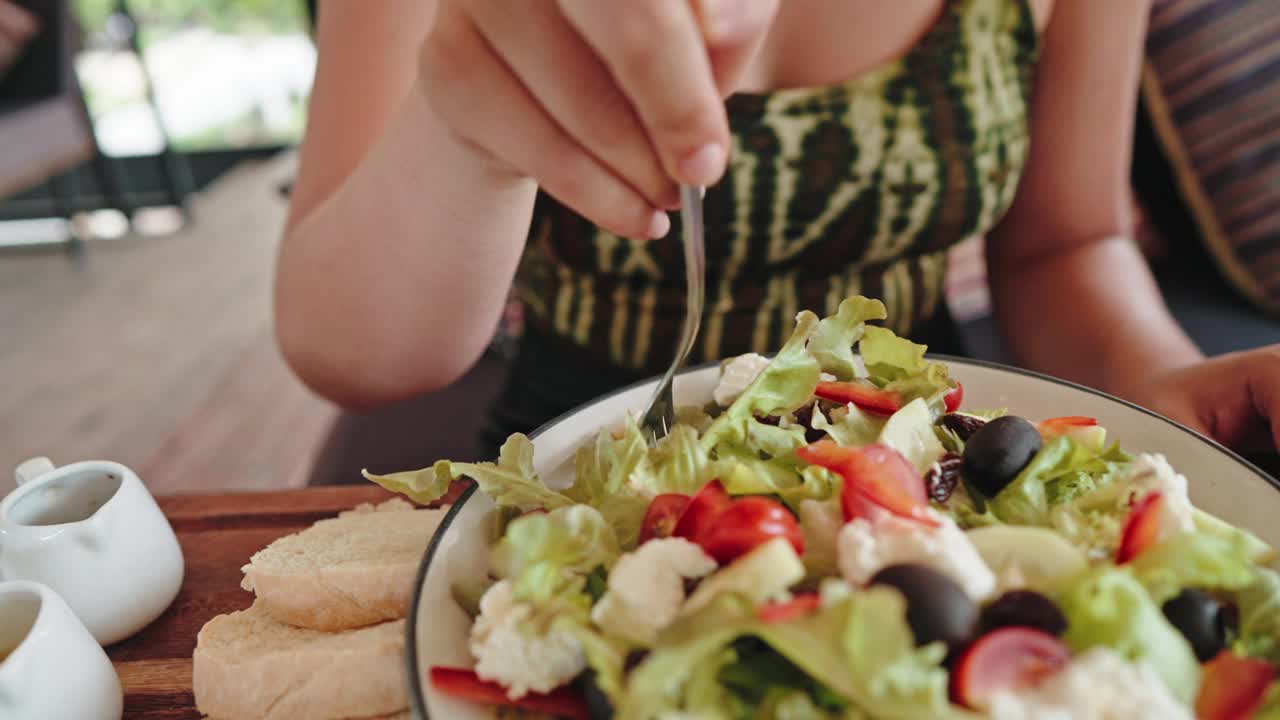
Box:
[672,480,732,544]
[949,628,1071,710]
[697,496,804,564]
[638,494,691,544]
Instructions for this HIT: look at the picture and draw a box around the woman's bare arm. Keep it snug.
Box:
[277,1,775,410]
[986,0,1202,398]
[275,0,539,409]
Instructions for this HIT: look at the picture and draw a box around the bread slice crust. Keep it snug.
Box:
[194,602,408,720]
[241,500,443,631]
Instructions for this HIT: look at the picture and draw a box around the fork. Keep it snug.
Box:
[639,184,706,446]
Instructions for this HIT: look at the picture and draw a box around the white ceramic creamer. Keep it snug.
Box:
[0,457,184,646]
[0,580,122,720]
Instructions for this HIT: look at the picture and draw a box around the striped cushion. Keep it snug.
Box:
[1142,0,1280,312]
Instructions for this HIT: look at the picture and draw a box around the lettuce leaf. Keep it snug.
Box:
[569,420,649,502]
[702,310,822,455]
[859,326,928,382]
[1058,567,1200,705]
[684,646,743,717]
[1236,568,1280,663]
[360,463,453,505]
[491,504,620,610]
[718,455,841,508]
[567,421,702,547]
[950,497,1003,530]
[570,417,720,498]
[746,418,811,459]
[990,436,1129,527]
[763,690,857,720]
[694,311,832,507]
[838,588,956,718]
[1128,530,1259,604]
[989,438,1074,526]
[364,433,573,511]
[1193,508,1275,565]
[859,327,954,407]
[565,620,632,704]
[595,494,652,551]
[641,425,722,496]
[877,398,947,474]
[809,296,887,381]
[717,638,847,716]
[812,403,886,448]
[619,589,962,720]
[1047,505,1124,559]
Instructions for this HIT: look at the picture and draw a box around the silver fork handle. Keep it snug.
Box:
[639,185,705,440]
[675,184,705,369]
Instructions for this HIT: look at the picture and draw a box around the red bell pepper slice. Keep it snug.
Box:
[943,382,964,413]
[814,381,902,415]
[1037,416,1098,436]
[429,667,590,720]
[757,593,822,624]
[1195,651,1274,720]
[1116,492,1163,564]
[796,441,937,527]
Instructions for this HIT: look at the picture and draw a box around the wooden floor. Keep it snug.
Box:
[0,153,338,495]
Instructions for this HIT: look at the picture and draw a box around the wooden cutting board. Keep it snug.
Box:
[107,485,408,718]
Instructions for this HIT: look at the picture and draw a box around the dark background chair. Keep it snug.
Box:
[0,0,106,211]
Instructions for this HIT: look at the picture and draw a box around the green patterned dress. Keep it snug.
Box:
[489,0,1040,443]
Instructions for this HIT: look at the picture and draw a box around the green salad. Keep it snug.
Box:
[368,296,1280,720]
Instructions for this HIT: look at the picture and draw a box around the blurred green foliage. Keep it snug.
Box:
[71,0,312,152]
[74,0,308,39]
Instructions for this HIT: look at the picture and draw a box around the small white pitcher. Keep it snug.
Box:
[0,580,123,720]
[0,457,184,646]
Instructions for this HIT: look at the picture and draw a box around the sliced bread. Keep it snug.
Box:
[194,601,407,720]
[241,499,444,630]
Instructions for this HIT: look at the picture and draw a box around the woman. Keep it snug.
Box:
[276,0,1280,465]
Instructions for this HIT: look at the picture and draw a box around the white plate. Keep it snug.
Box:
[405,357,1280,719]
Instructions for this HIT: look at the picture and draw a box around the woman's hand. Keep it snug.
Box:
[1128,348,1280,452]
[419,0,778,241]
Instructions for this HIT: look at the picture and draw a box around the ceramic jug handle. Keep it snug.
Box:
[14,457,54,486]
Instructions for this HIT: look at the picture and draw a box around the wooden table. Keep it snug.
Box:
[107,485,402,719]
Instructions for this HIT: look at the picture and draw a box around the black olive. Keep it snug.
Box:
[962,416,1042,497]
[577,671,615,720]
[869,564,978,653]
[1163,589,1232,662]
[978,590,1068,636]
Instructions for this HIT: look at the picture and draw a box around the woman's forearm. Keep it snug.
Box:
[275,76,538,409]
[988,236,1203,400]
